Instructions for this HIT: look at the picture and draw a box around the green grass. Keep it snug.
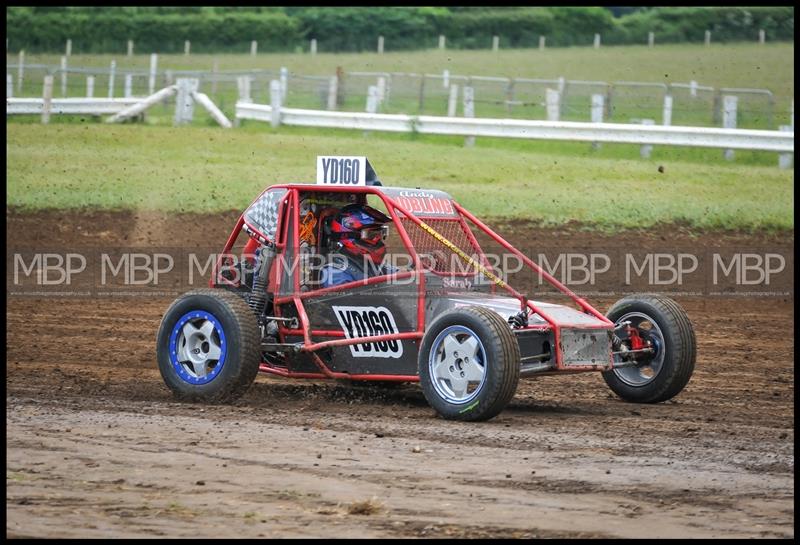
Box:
[6,123,793,231]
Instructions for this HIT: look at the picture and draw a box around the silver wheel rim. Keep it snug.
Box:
[428,325,487,404]
[175,317,224,379]
[613,311,666,387]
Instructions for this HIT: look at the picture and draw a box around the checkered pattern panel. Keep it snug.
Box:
[244,188,287,241]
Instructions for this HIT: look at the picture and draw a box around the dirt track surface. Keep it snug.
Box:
[6,210,795,538]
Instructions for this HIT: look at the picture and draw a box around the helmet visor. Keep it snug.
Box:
[360,225,389,244]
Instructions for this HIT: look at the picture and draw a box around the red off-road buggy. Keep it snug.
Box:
[156,158,695,421]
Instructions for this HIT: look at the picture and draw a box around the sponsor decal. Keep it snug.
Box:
[333,305,404,358]
[443,277,473,290]
[316,156,367,186]
[395,190,455,217]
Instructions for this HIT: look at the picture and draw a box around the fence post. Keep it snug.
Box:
[492,36,499,52]
[690,80,697,98]
[148,54,158,95]
[310,39,317,55]
[108,60,116,98]
[705,30,711,46]
[758,29,765,45]
[439,35,446,50]
[463,86,475,147]
[280,67,288,102]
[66,39,72,57]
[557,77,566,117]
[127,39,134,57]
[86,75,94,98]
[237,76,252,103]
[251,40,257,56]
[640,119,654,158]
[417,74,426,114]
[594,34,601,49]
[184,40,191,56]
[662,94,673,126]
[539,35,546,50]
[443,69,449,89]
[376,76,386,107]
[447,84,459,117]
[327,76,338,110]
[60,56,68,97]
[41,75,53,125]
[17,50,24,94]
[723,95,737,161]
[546,88,560,121]
[648,32,655,48]
[591,94,604,149]
[778,125,793,169]
[270,79,282,128]
[378,35,384,54]
[7,74,13,98]
[366,85,378,114]
[336,66,344,107]
[124,73,133,98]
[174,78,199,126]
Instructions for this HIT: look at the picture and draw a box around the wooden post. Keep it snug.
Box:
[65,39,72,57]
[335,66,344,107]
[690,80,697,98]
[759,29,765,44]
[376,76,386,106]
[648,32,655,48]
[447,84,459,117]
[148,53,158,95]
[594,34,600,49]
[251,40,257,56]
[60,55,68,97]
[108,60,116,98]
[174,78,199,126]
[723,95,737,161]
[640,119,654,158]
[184,40,191,56]
[366,85,378,113]
[662,94,673,126]
[17,50,24,94]
[591,94,604,149]
[539,36,545,50]
[377,35,384,54]
[211,59,219,97]
[439,35,446,50]
[86,75,94,98]
[270,79,281,128]
[778,125,792,169]
[463,86,475,147]
[704,30,711,46]
[41,75,53,125]
[7,74,13,98]
[546,88,560,121]
[124,73,133,98]
[492,36,499,52]
[237,76,252,103]
[417,74,426,114]
[280,66,288,102]
[326,76,338,110]
[310,39,317,55]
[443,69,449,89]
[127,39,134,57]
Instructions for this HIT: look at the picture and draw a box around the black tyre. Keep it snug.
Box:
[602,295,696,403]
[419,306,520,421]
[156,288,262,403]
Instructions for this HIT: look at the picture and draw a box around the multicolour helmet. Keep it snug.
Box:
[330,204,391,265]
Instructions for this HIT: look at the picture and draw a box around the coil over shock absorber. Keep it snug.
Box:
[248,244,276,318]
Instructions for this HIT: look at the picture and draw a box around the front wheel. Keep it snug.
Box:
[419,306,520,421]
[156,288,262,403]
[602,295,696,403]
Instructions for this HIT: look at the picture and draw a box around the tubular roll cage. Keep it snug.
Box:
[211,184,614,381]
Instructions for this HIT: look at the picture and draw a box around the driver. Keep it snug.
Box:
[320,204,397,288]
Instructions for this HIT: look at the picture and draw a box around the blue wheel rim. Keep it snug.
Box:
[169,310,227,385]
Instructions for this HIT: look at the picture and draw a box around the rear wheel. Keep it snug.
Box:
[156,288,262,403]
[419,306,520,421]
[602,295,695,403]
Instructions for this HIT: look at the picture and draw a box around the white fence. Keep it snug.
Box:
[7,97,141,115]
[236,102,794,154]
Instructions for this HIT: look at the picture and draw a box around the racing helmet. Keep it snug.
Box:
[330,204,391,265]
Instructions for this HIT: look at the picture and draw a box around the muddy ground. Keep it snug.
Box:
[6,210,795,538]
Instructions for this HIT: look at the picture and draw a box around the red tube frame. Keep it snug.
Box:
[214,184,614,377]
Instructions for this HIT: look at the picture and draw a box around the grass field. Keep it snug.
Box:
[8,43,794,129]
[6,123,793,232]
